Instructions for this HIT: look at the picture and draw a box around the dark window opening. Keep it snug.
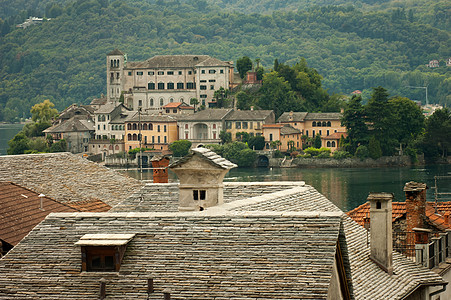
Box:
[376,201,382,209]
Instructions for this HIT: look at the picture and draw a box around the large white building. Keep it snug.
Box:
[106,49,234,111]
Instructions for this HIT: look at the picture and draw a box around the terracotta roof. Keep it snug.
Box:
[262,124,284,128]
[347,201,451,230]
[0,181,78,246]
[67,199,111,212]
[162,102,194,109]
[322,132,347,140]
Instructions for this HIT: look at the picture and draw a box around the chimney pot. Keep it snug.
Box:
[99,278,107,300]
[368,192,393,275]
[163,288,171,300]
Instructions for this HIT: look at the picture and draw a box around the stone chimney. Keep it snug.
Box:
[169,148,237,211]
[151,155,170,183]
[368,193,393,275]
[404,182,428,233]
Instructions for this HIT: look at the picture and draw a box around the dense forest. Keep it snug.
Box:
[0,0,449,122]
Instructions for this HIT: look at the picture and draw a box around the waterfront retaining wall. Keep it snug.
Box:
[269,155,424,168]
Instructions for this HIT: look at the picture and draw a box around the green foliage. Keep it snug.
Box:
[7,132,30,154]
[273,150,284,158]
[0,0,449,122]
[219,130,231,144]
[368,136,382,159]
[235,131,250,143]
[248,136,265,150]
[421,108,451,158]
[236,56,253,79]
[49,139,67,152]
[30,99,58,124]
[205,144,224,157]
[235,148,257,167]
[221,141,257,167]
[169,140,192,157]
[332,150,352,160]
[304,147,331,157]
[236,91,254,110]
[355,145,369,160]
[313,134,322,149]
[127,147,152,159]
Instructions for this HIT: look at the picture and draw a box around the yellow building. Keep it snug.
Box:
[125,113,178,151]
[262,124,303,151]
[225,110,275,141]
[278,111,346,139]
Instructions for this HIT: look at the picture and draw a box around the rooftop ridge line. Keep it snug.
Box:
[46,210,344,219]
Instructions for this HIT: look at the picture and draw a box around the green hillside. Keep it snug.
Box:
[0,0,449,122]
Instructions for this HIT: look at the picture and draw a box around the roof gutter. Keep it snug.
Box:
[399,281,447,300]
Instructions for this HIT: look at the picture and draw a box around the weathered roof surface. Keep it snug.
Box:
[341,215,444,300]
[278,111,308,122]
[126,55,230,69]
[90,97,107,105]
[278,112,342,122]
[281,125,301,135]
[225,109,274,121]
[169,147,237,170]
[347,201,451,231]
[43,116,94,133]
[162,102,194,109]
[176,108,232,121]
[305,112,342,120]
[0,153,144,207]
[107,49,125,56]
[0,211,341,299]
[0,181,77,246]
[95,102,122,114]
[194,56,233,67]
[111,182,305,212]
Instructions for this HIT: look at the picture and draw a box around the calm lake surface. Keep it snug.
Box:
[122,165,451,212]
[0,123,24,155]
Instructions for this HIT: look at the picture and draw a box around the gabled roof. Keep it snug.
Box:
[347,201,451,232]
[281,125,301,135]
[322,132,347,140]
[305,112,342,120]
[278,111,309,122]
[107,49,125,56]
[0,210,341,299]
[177,108,233,121]
[169,147,237,170]
[0,181,77,246]
[225,109,274,121]
[127,55,213,69]
[0,153,144,207]
[162,102,194,109]
[43,115,94,133]
[95,102,123,114]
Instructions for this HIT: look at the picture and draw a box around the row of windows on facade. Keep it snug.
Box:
[147,82,199,90]
[127,123,167,132]
[305,129,338,137]
[110,59,120,68]
[92,144,121,150]
[127,134,167,144]
[312,121,332,127]
[225,121,261,130]
[129,69,224,76]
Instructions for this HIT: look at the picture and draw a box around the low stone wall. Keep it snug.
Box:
[269,155,423,168]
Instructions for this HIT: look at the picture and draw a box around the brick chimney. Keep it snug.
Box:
[151,155,170,183]
[368,192,393,275]
[404,182,428,233]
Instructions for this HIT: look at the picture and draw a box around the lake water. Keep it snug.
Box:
[0,123,24,155]
[122,165,451,212]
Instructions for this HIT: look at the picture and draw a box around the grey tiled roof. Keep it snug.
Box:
[278,111,308,122]
[0,153,143,207]
[127,55,230,69]
[176,108,232,121]
[169,147,237,170]
[0,211,342,299]
[281,125,301,135]
[43,116,94,133]
[305,112,342,120]
[225,109,274,121]
[107,49,125,56]
[127,113,177,123]
[95,102,122,114]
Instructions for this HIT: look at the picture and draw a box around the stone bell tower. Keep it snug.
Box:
[107,49,126,103]
[169,147,237,211]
